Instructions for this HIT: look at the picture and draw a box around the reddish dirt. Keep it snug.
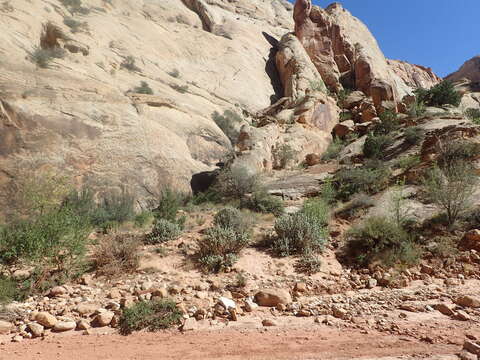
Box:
[0,326,459,360]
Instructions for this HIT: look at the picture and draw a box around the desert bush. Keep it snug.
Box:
[241,190,284,216]
[374,110,399,135]
[427,236,459,258]
[302,197,330,227]
[134,211,153,228]
[404,126,425,145]
[92,234,141,276]
[415,81,462,107]
[322,137,345,161]
[396,155,421,170]
[363,133,394,159]
[119,299,182,335]
[295,250,322,274]
[121,56,141,72]
[339,111,352,121]
[196,226,250,272]
[272,212,327,257]
[30,46,66,69]
[145,219,181,244]
[90,189,135,231]
[408,99,426,118]
[216,165,259,199]
[436,140,480,169]
[273,143,297,169]
[423,161,478,228]
[213,207,250,234]
[63,17,88,32]
[333,161,390,201]
[170,84,188,94]
[132,81,153,95]
[344,216,420,267]
[465,108,480,124]
[212,110,242,145]
[0,276,21,304]
[153,188,185,227]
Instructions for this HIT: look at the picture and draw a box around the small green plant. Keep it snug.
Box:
[339,111,352,121]
[0,276,20,304]
[465,108,480,124]
[396,155,421,170]
[212,110,243,145]
[153,188,185,227]
[363,133,394,159]
[302,198,330,227]
[92,234,141,276]
[30,46,66,68]
[333,161,390,201]
[168,69,180,78]
[436,140,480,169]
[132,81,153,95]
[134,211,153,228]
[336,89,352,109]
[321,138,345,161]
[90,189,135,232]
[145,219,182,244]
[423,161,478,228]
[63,17,88,33]
[196,226,250,273]
[213,207,250,234]
[272,212,327,257]
[121,56,141,72]
[119,299,182,335]
[241,190,284,216]
[273,143,297,169]
[234,272,247,287]
[373,110,399,135]
[404,126,425,145]
[216,165,259,200]
[414,81,462,107]
[344,216,420,267]
[408,98,426,118]
[170,84,188,94]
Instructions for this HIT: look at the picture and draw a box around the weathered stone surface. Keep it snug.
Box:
[262,319,278,327]
[0,320,13,334]
[446,56,480,84]
[388,59,441,89]
[92,311,114,327]
[255,289,292,307]
[35,312,57,328]
[27,322,44,338]
[461,230,480,251]
[53,321,76,332]
[456,296,480,308]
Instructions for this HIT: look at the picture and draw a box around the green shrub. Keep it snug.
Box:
[374,110,399,135]
[91,190,135,231]
[212,110,242,145]
[0,276,20,304]
[153,188,185,227]
[168,69,180,78]
[196,226,250,272]
[344,216,420,267]
[465,108,480,124]
[121,56,141,72]
[272,212,327,257]
[170,84,188,94]
[63,17,87,33]
[436,140,480,169]
[404,126,425,145]
[408,99,426,118]
[273,143,297,169]
[322,138,345,161]
[132,81,153,95]
[302,198,330,227]
[216,165,259,199]
[145,219,181,244]
[213,207,250,234]
[333,162,390,201]
[241,191,284,216]
[119,299,182,335]
[92,234,141,276]
[134,211,153,228]
[396,155,421,170]
[363,133,394,159]
[415,81,462,107]
[30,46,66,68]
[339,111,352,121]
[423,161,477,228]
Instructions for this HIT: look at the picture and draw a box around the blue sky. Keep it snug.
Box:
[292,1,479,77]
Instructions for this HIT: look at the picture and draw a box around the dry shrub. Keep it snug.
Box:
[92,234,141,276]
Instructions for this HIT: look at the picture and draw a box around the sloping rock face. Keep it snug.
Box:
[0,0,295,208]
[446,56,480,84]
[387,59,441,89]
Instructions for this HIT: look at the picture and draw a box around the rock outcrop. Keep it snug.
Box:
[0,0,294,210]
[387,59,441,90]
[446,56,480,84]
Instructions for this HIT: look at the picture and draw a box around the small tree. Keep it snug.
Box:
[415,81,462,107]
[423,161,477,228]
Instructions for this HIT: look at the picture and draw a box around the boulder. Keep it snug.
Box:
[261,319,278,327]
[53,321,76,332]
[254,289,292,307]
[333,120,355,138]
[182,317,198,331]
[0,320,13,334]
[218,297,236,310]
[456,296,480,308]
[461,230,480,251]
[435,303,455,316]
[305,153,321,166]
[75,303,100,316]
[92,311,115,327]
[35,312,57,328]
[49,286,67,297]
[27,322,44,338]
[76,319,91,331]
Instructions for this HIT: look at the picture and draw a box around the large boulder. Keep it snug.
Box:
[254,289,292,307]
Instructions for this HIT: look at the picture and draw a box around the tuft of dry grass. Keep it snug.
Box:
[92,233,141,276]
